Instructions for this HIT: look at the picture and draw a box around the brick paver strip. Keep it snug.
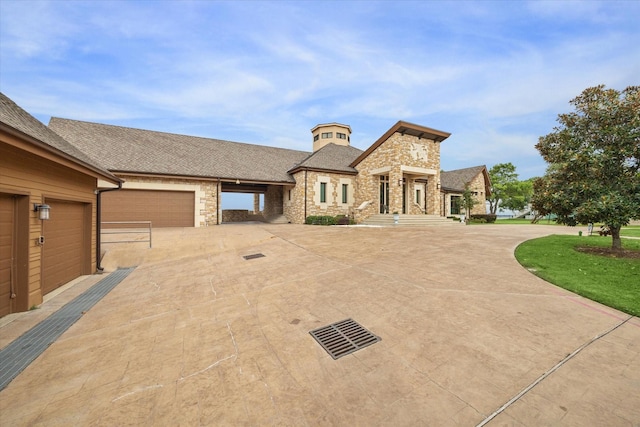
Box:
[0,267,135,391]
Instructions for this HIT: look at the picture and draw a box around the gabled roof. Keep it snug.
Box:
[0,93,120,184]
[49,118,312,183]
[350,120,451,168]
[441,165,491,195]
[288,143,362,174]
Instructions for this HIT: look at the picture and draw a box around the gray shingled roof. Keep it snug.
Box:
[1,93,117,181]
[441,165,488,192]
[290,143,362,174]
[49,118,314,183]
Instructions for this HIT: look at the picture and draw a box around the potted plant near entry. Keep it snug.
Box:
[393,211,399,224]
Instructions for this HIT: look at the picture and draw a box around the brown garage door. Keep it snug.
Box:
[43,200,89,295]
[103,190,195,227]
[0,194,14,316]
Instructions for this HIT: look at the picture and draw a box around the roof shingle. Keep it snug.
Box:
[441,165,488,192]
[289,143,362,174]
[49,118,314,183]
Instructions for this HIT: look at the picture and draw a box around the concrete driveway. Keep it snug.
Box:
[1,224,638,426]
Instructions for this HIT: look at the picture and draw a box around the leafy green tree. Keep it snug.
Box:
[461,185,477,222]
[487,163,532,214]
[500,178,534,212]
[532,85,640,250]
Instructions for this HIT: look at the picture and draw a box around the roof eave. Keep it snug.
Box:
[112,171,296,185]
[1,122,122,185]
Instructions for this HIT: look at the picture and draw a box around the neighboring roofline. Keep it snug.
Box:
[310,123,352,133]
[0,122,122,185]
[440,165,492,196]
[350,120,451,167]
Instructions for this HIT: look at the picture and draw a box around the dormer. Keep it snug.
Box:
[311,123,351,152]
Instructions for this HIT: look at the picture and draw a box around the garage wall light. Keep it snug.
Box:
[33,203,51,220]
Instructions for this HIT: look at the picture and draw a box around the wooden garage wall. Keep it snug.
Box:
[0,135,98,308]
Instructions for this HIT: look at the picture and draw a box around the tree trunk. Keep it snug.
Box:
[610,225,622,251]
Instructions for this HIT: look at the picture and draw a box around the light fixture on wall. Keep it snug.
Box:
[33,203,51,220]
[397,179,403,187]
[436,182,441,190]
[236,179,240,184]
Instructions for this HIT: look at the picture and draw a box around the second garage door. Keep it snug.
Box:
[42,200,89,295]
[103,190,195,227]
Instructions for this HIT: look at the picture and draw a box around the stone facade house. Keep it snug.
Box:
[49,119,455,226]
[1,92,490,317]
[1,93,121,316]
[440,166,492,217]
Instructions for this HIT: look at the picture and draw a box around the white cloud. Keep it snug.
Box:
[2,0,639,178]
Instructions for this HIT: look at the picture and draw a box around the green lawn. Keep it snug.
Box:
[489,221,640,237]
[621,226,640,237]
[515,235,640,316]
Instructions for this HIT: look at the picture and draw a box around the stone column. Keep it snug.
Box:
[253,193,260,214]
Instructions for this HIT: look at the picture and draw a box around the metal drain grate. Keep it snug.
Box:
[243,253,265,260]
[0,267,135,391]
[309,318,380,359]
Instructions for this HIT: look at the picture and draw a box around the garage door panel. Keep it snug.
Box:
[103,190,194,227]
[0,195,13,316]
[43,200,86,295]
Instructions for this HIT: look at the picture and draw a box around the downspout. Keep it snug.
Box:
[96,182,123,273]
[304,169,308,222]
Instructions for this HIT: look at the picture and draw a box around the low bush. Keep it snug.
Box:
[305,215,337,225]
[336,215,350,225]
[305,215,354,225]
[470,214,497,223]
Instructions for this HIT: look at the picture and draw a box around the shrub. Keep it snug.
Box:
[336,215,350,225]
[305,215,337,225]
[470,214,497,223]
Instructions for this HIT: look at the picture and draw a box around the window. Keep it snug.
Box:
[320,182,327,203]
[342,184,348,203]
[451,196,461,215]
[337,132,346,139]
[314,134,319,142]
[321,132,333,139]
[288,189,291,201]
[416,189,421,204]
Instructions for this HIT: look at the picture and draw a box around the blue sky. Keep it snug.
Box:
[1,1,638,190]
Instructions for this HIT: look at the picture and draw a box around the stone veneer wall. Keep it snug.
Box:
[117,175,219,226]
[353,132,441,222]
[440,172,488,216]
[307,171,356,219]
[284,174,305,224]
[467,172,488,215]
[222,210,252,222]
[263,185,284,218]
[284,171,356,224]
